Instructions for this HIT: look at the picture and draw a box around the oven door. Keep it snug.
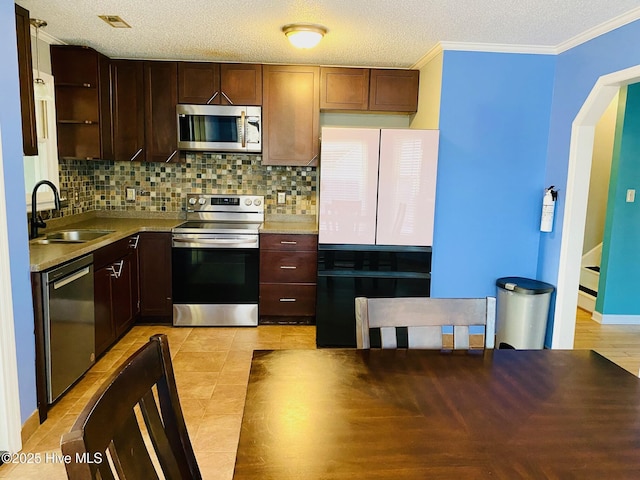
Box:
[172,241,259,326]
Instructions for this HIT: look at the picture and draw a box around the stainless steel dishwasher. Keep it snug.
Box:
[42,254,95,403]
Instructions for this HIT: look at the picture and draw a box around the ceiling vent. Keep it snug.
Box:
[98,15,131,28]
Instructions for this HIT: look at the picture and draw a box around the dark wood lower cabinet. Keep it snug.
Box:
[94,237,136,357]
[138,232,173,322]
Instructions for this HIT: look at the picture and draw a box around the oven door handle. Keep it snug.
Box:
[173,237,259,248]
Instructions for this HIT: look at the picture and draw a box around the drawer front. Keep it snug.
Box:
[93,236,133,269]
[260,284,316,316]
[260,251,317,283]
[260,233,318,251]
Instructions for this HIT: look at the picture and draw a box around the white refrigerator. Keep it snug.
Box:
[318,127,439,246]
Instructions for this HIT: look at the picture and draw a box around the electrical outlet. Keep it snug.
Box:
[277,192,286,204]
[74,188,80,203]
[126,188,136,201]
[626,189,635,203]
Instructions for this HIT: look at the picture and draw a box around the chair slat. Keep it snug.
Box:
[453,325,470,350]
[140,389,184,480]
[407,326,442,349]
[110,410,160,480]
[380,327,398,348]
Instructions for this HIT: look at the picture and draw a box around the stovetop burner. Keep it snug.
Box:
[173,221,263,234]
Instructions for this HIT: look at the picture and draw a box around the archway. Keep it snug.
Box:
[553,65,640,348]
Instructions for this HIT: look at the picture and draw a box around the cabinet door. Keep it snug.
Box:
[318,127,380,245]
[138,232,173,321]
[369,69,419,113]
[111,256,133,337]
[320,67,369,111]
[376,129,439,246]
[129,235,140,318]
[178,62,220,104]
[144,61,179,163]
[220,64,262,105]
[15,4,37,156]
[263,65,319,166]
[112,60,145,161]
[94,265,114,357]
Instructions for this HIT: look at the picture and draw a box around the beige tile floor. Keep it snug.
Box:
[0,324,316,480]
[2,310,640,479]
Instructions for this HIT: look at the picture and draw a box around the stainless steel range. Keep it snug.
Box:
[172,194,264,326]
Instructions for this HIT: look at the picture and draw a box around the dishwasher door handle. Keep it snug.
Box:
[53,267,91,290]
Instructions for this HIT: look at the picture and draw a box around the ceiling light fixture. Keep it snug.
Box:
[282,23,327,49]
[29,18,47,96]
[98,15,131,28]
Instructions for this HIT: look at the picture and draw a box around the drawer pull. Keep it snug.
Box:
[280,265,297,269]
[280,241,297,245]
[279,298,297,302]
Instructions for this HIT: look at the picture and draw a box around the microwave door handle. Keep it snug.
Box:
[241,110,246,148]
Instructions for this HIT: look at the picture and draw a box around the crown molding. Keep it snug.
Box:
[411,43,444,69]
[556,6,640,53]
[439,41,556,55]
[29,25,65,45]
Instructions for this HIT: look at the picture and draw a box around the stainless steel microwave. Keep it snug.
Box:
[177,104,261,153]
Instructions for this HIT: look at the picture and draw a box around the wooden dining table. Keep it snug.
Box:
[232,348,640,479]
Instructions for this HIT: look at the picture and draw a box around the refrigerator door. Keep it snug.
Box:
[376,129,439,246]
[318,127,381,244]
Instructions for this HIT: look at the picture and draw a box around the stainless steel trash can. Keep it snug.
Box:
[496,277,555,349]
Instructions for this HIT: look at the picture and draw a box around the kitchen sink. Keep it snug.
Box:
[32,229,114,244]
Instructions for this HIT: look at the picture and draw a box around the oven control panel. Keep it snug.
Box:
[185,194,264,213]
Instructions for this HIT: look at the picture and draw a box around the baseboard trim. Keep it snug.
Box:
[594,313,640,325]
[21,409,40,447]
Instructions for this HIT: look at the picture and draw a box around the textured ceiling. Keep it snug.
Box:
[15,0,640,68]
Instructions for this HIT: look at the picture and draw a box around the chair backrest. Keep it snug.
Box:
[355,297,496,350]
[60,334,201,480]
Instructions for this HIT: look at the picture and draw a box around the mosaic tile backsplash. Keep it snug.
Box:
[56,153,316,217]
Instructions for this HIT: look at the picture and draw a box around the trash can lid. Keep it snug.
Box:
[496,277,555,295]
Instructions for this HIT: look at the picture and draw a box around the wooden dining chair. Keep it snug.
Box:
[60,334,201,480]
[355,296,496,349]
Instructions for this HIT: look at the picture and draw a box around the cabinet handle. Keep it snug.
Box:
[165,150,178,163]
[130,148,143,161]
[305,154,318,166]
[221,91,233,105]
[83,120,93,124]
[108,260,124,279]
[206,91,219,104]
[279,298,297,302]
[280,241,297,245]
[280,265,297,269]
[129,234,140,249]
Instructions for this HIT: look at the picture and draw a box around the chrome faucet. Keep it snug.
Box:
[31,180,61,239]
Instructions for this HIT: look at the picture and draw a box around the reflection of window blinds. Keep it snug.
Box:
[394,139,423,234]
[321,141,369,212]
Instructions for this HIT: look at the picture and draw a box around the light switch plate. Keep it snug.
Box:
[277,192,286,204]
[126,188,136,201]
[626,189,635,203]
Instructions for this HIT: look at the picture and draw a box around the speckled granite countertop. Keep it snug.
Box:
[29,214,183,272]
[30,212,317,272]
[261,214,318,234]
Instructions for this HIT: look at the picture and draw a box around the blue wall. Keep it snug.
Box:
[596,84,640,314]
[0,3,37,423]
[431,51,556,298]
[539,20,640,343]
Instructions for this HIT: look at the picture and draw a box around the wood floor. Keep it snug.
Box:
[1,310,639,479]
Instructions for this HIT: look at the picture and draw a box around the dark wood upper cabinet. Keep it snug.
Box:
[369,69,419,113]
[263,65,319,166]
[111,60,145,162]
[320,67,370,111]
[144,61,179,163]
[178,62,262,105]
[50,45,113,160]
[15,4,38,156]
